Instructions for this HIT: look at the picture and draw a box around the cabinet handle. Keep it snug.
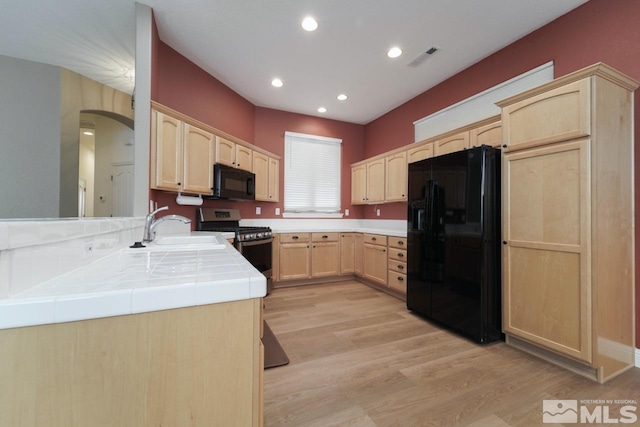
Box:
[397,276,404,282]
[292,236,299,240]
[503,241,507,245]
[398,265,404,270]
[372,237,377,241]
[398,241,404,246]
[322,235,328,239]
[502,144,507,148]
[177,182,181,186]
[397,252,404,258]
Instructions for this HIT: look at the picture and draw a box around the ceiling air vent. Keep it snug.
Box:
[408,46,440,68]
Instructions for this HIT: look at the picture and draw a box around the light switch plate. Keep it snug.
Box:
[376,209,381,216]
[345,209,349,216]
[275,208,280,215]
[256,207,261,215]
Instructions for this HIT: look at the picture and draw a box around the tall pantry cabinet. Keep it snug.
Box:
[498,63,638,383]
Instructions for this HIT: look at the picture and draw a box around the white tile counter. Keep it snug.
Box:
[0,233,265,330]
[241,218,406,237]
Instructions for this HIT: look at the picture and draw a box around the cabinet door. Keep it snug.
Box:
[434,131,469,156]
[470,121,502,148]
[366,159,385,203]
[152,111,182,191]
[216,137,236,167]
[502,79,590,152]
[354,233,364,276]
[351,164,367,204]
[363,242,387,285]
[385,152,407,202]
[182,124,214,194]
[502,139,591,362]
[407,143,433,163]
[279,243,310,280]
[267,157,279,202]
[340,233,355,275]
[252,152,269,201]
[236,145,252,171]
[311,242,340,277]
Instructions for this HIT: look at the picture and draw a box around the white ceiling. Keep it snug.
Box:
[0,0,588,124]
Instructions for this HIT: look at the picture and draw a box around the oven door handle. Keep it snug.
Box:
[237,237,274,248]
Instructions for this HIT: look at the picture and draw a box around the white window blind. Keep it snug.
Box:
[284,131,341,213]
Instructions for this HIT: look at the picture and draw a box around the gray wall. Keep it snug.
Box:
[0,55,61,218]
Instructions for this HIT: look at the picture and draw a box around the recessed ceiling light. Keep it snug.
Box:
[271,78,283,88]
[387,47,403,58]
[83,131,94,136]
[301,16,318,32]
[337,94,348,101]
[317,107,327,113]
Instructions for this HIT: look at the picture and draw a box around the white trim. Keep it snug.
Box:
[284,131,342,144]
[635,348,640,368]
[413,61,554,142]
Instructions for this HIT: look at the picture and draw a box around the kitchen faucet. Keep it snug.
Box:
[142,206,192,243]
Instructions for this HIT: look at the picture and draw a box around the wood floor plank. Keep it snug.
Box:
[263,282,640,426]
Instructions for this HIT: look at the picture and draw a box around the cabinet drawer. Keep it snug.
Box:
[388,248,407,262]
[502,78,590,152]
[388,260,406,274]
[279,233,310,243]
[312,232,339,242]
[388,271,407,294]
[388,237,407,249]
[363,234,387,246]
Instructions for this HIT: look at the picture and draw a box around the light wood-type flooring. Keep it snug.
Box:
[263,281,640,427]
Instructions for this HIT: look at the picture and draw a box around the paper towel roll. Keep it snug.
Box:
[176,193,203,206]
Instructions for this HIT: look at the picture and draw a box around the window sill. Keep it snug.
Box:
[282,212,344,219]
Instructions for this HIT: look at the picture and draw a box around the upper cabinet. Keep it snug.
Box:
[385,152,407,202]
[434,131,470,156]
[351,159,385,205]
[470,120,502,148]
[151,110,214,195]
[150,102,280,198]
[407,143,433,164]
[216,137,253,171]
[253,152,279,202]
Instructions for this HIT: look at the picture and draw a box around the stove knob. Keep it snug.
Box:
[257,232,264,239]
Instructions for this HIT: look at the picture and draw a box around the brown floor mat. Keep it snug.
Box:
[263,320,289,369]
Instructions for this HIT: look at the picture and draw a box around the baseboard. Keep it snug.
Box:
[635,348,640,368]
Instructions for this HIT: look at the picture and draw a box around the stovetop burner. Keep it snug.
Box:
[196,208,272,242]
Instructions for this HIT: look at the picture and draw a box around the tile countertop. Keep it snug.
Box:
[0,233,265,330]
[271,227,406,237]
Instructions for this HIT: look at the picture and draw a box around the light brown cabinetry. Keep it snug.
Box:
[498,63,637,383]
[278,233,311,281]
[385,152,407,202]
[470,120,502,148]
[351,159,385,204]
[363,234,387,285]
[434,131,469,156]
[311,233,340,277]
[253,152,279,202]
[387,237,407,294]
[150,110,214,194]
[354,233,364,276]
[407,143,433,163]
[340,233,355,275]
[216,136,252,171]
[0,299,264,427]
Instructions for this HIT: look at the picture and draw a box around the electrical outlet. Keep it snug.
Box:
[376,209,381,216]
[256,206,261,215]
[345,209,349,216]
[275,207,281,215]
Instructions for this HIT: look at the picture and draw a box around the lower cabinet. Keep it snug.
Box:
[387,237,407,294]
[311,233,340,277]
[278,233,311,281]
[363,234,388,286]
[354,233,364,276]
[339,233,355,275]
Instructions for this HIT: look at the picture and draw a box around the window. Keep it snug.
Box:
[284,131,341,216]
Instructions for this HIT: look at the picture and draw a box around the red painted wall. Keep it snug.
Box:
[253,107,365,219]
[364,0,640,348]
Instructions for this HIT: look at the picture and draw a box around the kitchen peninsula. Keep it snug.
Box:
[0,218,265,427]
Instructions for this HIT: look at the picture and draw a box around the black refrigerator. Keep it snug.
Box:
[407,145,502,344]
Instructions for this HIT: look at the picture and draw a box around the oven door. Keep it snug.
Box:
[237,237,273,294]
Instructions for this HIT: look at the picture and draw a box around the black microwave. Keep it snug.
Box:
[206,163,255,201]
